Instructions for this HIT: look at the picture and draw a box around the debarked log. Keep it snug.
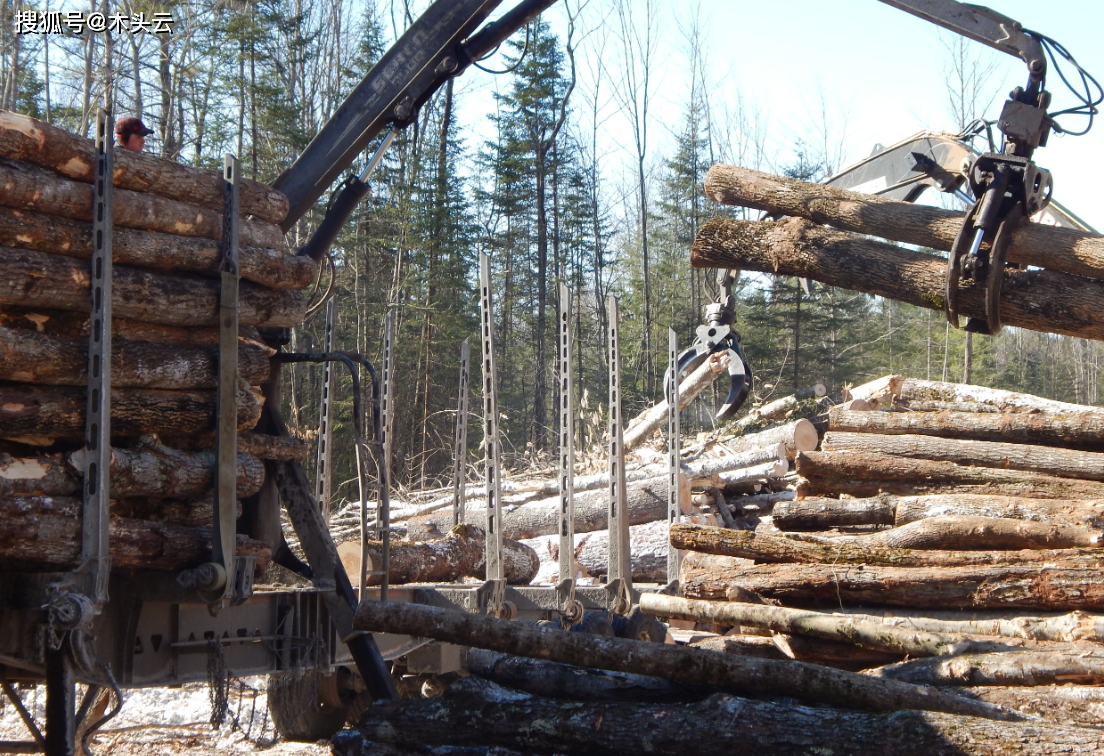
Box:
[0,161,284,249]
[680,562,1104,610]
[0,501,270,571]
[0,248,307,328]
[342,677,1104,756]
[351,600,1015,719]
[0,110,288,224]
[795,450,1104,500]
[822,431,1104,482]
[867,651,1104,687]
[668,523,1104,568]
[0,382,262,442]
[339,524,538,586]
[0,208,313,289]
[703,162,1104,283]
[640,594,1059,659]
[0,439,264,498]
[829,406,1104,450]
[691,216,1104,342]
[0,326,270,388]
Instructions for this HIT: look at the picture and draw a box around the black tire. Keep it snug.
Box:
[615,606,667,642]
[267,672,350,742]
[571,611,614,637]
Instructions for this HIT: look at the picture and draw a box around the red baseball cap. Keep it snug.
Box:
[115,116,154,140]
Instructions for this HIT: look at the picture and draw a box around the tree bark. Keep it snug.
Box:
[703,163,1104,283]
[773,494,1104,531]
[464,650,706,703]
[830,407,1104,450]
[0,327,270,388]
[720,419,818,461]
[681,562,1104,610]
[111,495,243,528]
[0,503,270,571]
[1,441,264,498]
[867,651,1104,687]
[0,161,284,249]
[235,431,309,462]
[967,685,1104,728]
[0,249,307,328]
[405,475,688,541]
[731,384,826,434]
[691,217,1104,343]
[0,110,288,223]
[342,677,1104,756]
[669,523,1104,567]
[826,609,1104,644]
[640,594,1064,658]
[898,377,1104,415]
[0,383,262,443]
[339,525,538,586]
[351,600,1013,719]
[816,515,1101,550]
[623,352,727,451]
[823,431,1104,481]
[0,208,312,289]
[690,633,903,671]
[796,451,1104,500]
[524,520,671,584]
[0,307,228,347]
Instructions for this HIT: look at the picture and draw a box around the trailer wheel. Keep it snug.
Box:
[614,606,666,643]
[571,611,614,637]
[267,669,355,742]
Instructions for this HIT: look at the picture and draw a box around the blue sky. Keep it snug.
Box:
[458,0,1103,230]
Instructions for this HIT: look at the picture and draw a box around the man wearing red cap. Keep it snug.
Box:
[115,116,154,153]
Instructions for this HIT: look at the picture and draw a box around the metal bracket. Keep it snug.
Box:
[479,253,504,583]
[557,284,577,619]
[606,295,631,612]
[667,328,683,585]
[315,298,337,521]
[80,108,114,607]
[475,579,506,618]
[451,339,470,527]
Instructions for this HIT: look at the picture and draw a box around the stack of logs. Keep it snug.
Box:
[0,110,313,572]
[659,374,1104,735]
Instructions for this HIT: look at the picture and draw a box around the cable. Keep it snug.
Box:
[1024,29,1103,137]
[472,22,531,75]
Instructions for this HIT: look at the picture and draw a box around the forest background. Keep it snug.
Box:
[2,0,1103,504]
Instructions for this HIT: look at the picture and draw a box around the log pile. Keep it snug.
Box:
[0,111,313,572]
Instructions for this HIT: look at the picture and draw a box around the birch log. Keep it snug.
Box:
[826,609,1104,644]
[720,419,819,460]
[0,161,284,249]
[0,248,307,328]
[898,378,1104,415]
[681,562,1104,610]
[730,384,826,434]
[703,163,1104,282]
[0,110,288,223]
[691,217,1104,342]
[867,651,1104,687]
[0,208,312,289]
[623,352,727,451]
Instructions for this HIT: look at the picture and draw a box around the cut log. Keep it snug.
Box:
[690,633,902,671]
[0,307,224,346]
[112,495,242,528]
[623,351,728,451]
[730,384,826,434]
[843,375,905,408]
[338,525,538,586]
[825,608,1104,644]
[703,163,1104,283]
[524,520,670,584]
[668,523,1104,568]
[0,110,288,223]
[236,432,310,462]
[0,248,307,328]
[0,383,262,442]
[1,441,264,498]
[720,419,819,461]
[352,599,1014,719]
[898,378,1104,416]
[967,685,1104,728]
[0,503,270,571]
[465,650,707,703]
[691,216,1104,343]
[816,515,1101,550]
[823,431,1104,482]
[0,327,270,388]
[772,494,1104,531]
[893,399,999,413]
[867,651,1104,687]
[0,161,284,249]
[405,474,688,541]
[0,208,313,289]
[681,562,1104,610]
[640,594,1059,659]
[795,450,1104,500]
[830,407,1104,451]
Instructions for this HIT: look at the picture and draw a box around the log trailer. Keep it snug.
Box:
[0,0,1096,753]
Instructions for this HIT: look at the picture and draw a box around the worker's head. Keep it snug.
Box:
[115,116,154,153]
